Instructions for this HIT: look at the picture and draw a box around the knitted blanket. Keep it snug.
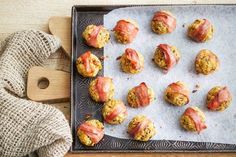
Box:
[0,30,72,157]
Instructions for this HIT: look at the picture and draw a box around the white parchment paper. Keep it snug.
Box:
[103,5,236,144]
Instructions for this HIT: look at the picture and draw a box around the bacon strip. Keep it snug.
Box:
[158,44,177,72]
[184,108,207,133]
[80,51,94,74]
[134,82,150,107]
[208,87,231,110]
[125,48,141,70]
[104,103,127,123]
[191,19,211,42]
[153,11,176,32]
[129,118,149,138]
[113,20,139,43]
[169,83,189,103]
[79,123,104,144]
[96,77,112,102]
[87,25,102,47]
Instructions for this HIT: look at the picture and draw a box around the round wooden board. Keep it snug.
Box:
[49,16,71,57]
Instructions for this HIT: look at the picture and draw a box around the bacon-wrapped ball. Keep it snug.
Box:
[76,51,102,77]
[151,10,177,34]
[187,19,214,42]
[77,119,104,146]
[128,115,156,141]
[195,49,219,75]
[164,81,190,106]
[127,82,154,108]
[180,107,207,133]
[82,25,110,48]
[113,19,139,44]
[153,44,180,73]
[207,86,232,111]
[89,76,115,103]
[120,48,144,74]
[102,99,128,125]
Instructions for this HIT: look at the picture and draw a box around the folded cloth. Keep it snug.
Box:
[0,30,72,157]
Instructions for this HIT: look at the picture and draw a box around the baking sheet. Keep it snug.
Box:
[104,5,236,144]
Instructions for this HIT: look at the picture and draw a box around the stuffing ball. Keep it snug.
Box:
[127,82,154,108]
[206,86,232,111]
[128,115,156,141]
[187,19,214,42]
[89,76,115,103]
[82,25,110,48]
[102,99,128,125]
[120,48,144,74]
[77,119,104,146]
[180,107,207,133]
[76,51,102,77]
[151,10,177,34]
[113,19,139,44]
[164,81,190,106]
[195,49,219,75]
[153,44,180,73]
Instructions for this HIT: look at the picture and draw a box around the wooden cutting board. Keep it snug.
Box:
[27,17,71,102]
[27,66,70,102]
[49,16,71,57]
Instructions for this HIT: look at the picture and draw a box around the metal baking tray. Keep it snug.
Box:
[71,5,236,153]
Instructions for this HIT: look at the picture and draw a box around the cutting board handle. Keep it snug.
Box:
[27,66,70,102]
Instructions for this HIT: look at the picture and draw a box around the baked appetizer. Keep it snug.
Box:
[127,82,154,108]
[206,86,232,111]
[82,25,110,48]
[76,51,102,77]
[127,115,156,141]
[77,119,104,146]
[120,48,144,74]
[113,19,139,44]
[151,10,177,34]
[102,99,128,125]
[180,107,207,133]
[164,81,190,106]
[89,76,115,103]
[187,19,214,42]
[195,49,219,75]
[153,44,180,73]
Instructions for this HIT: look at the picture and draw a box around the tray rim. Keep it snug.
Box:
[71,4,236,153]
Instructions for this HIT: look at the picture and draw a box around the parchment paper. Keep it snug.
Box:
[103,5,236,144]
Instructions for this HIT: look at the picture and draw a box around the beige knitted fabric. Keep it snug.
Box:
[0,30,72,157]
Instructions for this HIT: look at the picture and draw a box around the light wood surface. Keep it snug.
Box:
[49,16,71,57]
[0,0,235,41]
[0,0,236,157]
[27,66,70,102]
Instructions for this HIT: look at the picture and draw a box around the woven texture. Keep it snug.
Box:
[0,30,72,157]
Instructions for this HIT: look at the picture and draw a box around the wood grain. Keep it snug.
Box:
[49,16,71,57]
[27,66,70,102]
[0,0,235,157]
[0,0,235,41]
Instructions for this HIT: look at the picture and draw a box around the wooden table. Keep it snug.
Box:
[1,0,235,157]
